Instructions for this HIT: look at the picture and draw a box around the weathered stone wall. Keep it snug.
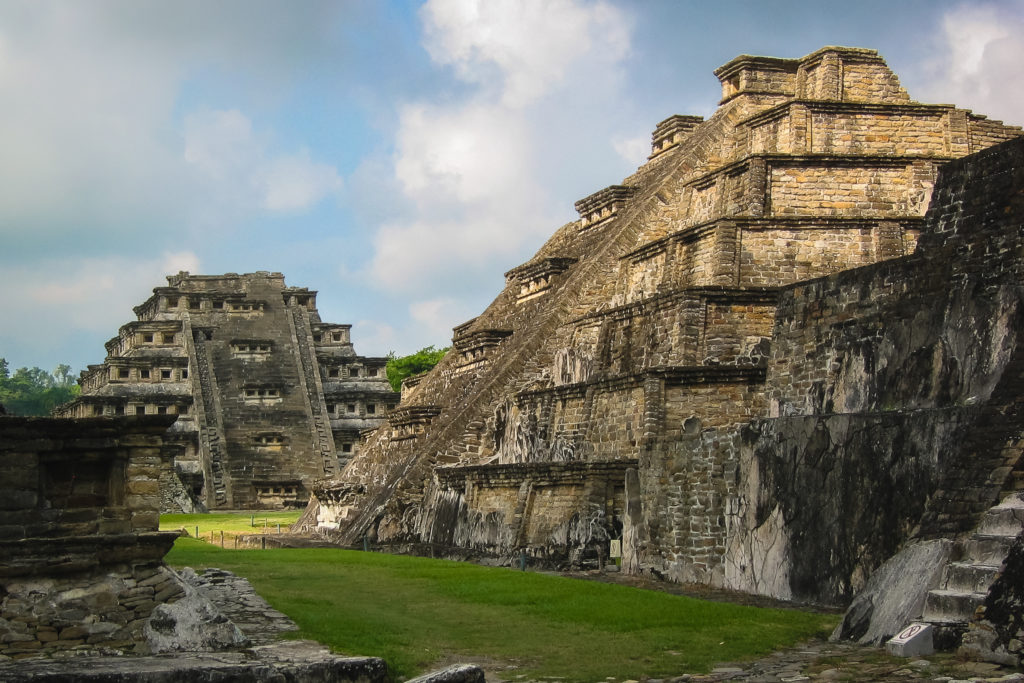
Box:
[417,461,632,565]
[721,136,1024,605]
[0,416,185,656]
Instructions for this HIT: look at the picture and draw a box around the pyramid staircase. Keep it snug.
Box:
[186,321,229,507]
[922,492,1024,647]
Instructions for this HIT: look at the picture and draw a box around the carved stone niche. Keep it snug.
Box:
[316,482,366,507]
[650,114,705,159]
[389,405,442,441]
[575,185,636,230]
[400,373,426,402]
[452,328,513,373]
[313,481,367,528]
[282,286,317,309]
[505,257,578,304]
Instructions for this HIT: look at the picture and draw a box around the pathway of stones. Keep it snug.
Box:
[181,567,298,645]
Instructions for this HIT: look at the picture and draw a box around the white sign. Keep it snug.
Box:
[886,622,933,658]
[609,540,622,558]
[891,623,926,643]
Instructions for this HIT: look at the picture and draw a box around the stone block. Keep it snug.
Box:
[886,623,934,658]
[57,626,88,640]
[126,479,159,496]
[97,519,132,535]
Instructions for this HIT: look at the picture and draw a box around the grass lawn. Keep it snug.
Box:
[165,533,836,682]
[161,511,301,546]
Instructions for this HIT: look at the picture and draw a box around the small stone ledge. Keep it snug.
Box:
[574,185,636,230]
[516,365,766,402]
[388,405,443,441]
[649,114,705,159]
[452,329,513,372]
[504,257,578,303]
[620,216,925,264]
[570,286,780,326]
[0,641,388,682]
[435,459,639,490]
[407,663,485,683]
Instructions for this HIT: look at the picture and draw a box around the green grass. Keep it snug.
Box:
[161,511,301,543]
[166,536,836,681]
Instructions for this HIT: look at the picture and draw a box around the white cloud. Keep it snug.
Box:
[409,297,474,343]
[352,320,398,355]
[0,251,201,370]
[259,152,343,211]
[394,103,534,206]
[612,135,650,168]
[183,109,342,213]
[917,3,1024,126]
[0,6,185,241]
[367,101,555,293]
[421,0,630,107]
[161,251,203,276]
[183,110,258,180]
[364,0,638,295]
[24,252,201,325]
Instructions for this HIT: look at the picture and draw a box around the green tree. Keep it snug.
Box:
[385,346,448,392]
[0,358,81,416]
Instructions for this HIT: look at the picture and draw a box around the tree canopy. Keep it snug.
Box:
[385,346,448,392]
[0,359,80,416]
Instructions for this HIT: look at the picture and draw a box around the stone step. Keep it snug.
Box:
[977,504,1024,536]
[940,561,1001,594]
[923,588,987,623]
[994,492,1024,509]
[964,534,1014,564]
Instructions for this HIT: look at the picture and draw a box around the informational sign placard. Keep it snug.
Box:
[609,540,622,558]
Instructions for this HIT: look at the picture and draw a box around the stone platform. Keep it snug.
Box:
[0,567,388,682]
[0,641,388,682]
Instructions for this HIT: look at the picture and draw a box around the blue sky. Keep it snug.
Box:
[2,0,1023,375]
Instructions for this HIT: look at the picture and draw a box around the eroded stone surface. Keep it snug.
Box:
[0,641,388,682]
[833,539,952,645]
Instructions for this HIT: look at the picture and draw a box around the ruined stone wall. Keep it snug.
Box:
[720,137,1024,604]
[417,461,632,565]
[0,416,184,656]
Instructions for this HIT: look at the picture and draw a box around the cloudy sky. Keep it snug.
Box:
[2,0,1023,375]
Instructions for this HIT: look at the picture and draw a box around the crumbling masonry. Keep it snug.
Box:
[57,272,399,510]
[311,44,1024,636]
